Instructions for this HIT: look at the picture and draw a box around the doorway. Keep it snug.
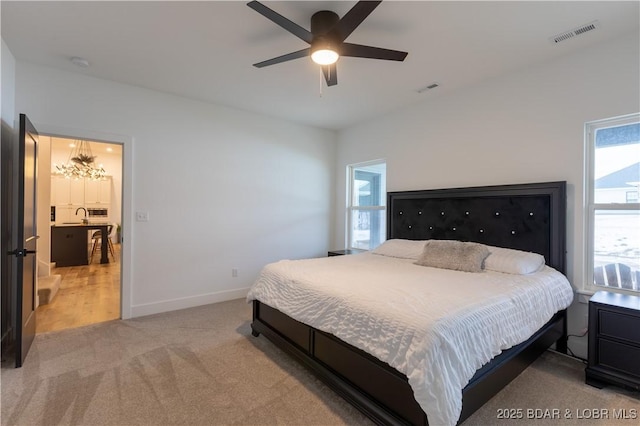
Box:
[37,136,123,333]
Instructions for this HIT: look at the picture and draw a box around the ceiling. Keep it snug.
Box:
[2,1,639,130]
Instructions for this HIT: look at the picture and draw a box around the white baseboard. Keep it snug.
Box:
[130,287,250,318]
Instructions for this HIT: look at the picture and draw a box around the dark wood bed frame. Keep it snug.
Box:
[251,181,568,425]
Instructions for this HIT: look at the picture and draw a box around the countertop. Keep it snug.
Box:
[52,222,111,227]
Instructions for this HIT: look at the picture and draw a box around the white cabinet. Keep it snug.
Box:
[84,178,111,205]
[52,176,84,206]
[51,175,112,224]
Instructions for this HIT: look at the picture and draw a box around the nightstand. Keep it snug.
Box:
[585,291,640,390]
[327,249,366,257]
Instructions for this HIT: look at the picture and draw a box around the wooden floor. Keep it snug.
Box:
[36,243,121,334]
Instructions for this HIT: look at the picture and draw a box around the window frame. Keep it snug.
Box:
[346,159,386,251]
[584,113,640,293]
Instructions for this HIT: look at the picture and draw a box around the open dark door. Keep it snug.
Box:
[4,114,38,367]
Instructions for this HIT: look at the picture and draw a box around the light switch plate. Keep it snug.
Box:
[136,211,149,222]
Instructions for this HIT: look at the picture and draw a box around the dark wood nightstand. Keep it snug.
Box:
[328,249,366,257]
[585,291,640,391]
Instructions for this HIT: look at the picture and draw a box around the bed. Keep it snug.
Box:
[248,181,572,425]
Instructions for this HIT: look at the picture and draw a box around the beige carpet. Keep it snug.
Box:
[1,298,638,425]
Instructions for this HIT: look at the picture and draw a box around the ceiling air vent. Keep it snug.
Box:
[416,83,439,94]
[550,20,599,44]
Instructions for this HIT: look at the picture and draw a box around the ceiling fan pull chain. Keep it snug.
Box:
[319,67,323,97]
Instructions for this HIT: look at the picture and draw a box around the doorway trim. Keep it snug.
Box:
[35,123,133,319]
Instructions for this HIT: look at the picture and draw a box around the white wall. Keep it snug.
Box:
[335,33,640,358]
[15,62,337,317]
[1,39,17,303]
[1,39,16,127]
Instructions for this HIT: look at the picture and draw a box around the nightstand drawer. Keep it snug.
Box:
[599,310,640,343]
[598,339,640,377]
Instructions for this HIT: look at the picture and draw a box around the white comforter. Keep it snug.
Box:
[246,253,574,426]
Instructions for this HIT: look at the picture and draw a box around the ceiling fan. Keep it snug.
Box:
[247,0,408,87]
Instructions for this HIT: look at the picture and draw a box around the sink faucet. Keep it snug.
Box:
[75,207,88,224]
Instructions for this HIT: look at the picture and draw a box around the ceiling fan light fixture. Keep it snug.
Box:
[311,48,339,65]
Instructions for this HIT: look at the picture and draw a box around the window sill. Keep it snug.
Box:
[579,285,640,303]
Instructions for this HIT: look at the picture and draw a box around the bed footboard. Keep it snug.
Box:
[251,299,567,426]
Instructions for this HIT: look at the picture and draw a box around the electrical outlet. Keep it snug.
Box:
[136,211,149,222]
[232,268,238,278]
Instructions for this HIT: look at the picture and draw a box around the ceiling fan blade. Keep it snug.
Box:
[333,1,382,41]
[247,1,313,44]
[253,48,310,68]
[322,64,338,86]
[341,43,408,61]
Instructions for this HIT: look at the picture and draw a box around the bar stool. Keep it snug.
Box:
[90,224,115,263]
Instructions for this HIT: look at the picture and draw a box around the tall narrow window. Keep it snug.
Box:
[347,160,386,250]
[586,114,640,292]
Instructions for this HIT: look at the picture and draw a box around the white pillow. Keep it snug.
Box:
[484,245,545,275]
[371,239,426,260]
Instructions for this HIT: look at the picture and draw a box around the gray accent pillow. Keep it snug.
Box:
[414,240,490,273]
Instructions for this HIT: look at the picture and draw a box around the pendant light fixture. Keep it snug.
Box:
[54,140,107,180]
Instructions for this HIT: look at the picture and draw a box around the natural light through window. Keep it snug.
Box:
[347,160,386,251]
[586,114,640,292]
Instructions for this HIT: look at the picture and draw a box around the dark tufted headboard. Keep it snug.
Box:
[387,181,567,274]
